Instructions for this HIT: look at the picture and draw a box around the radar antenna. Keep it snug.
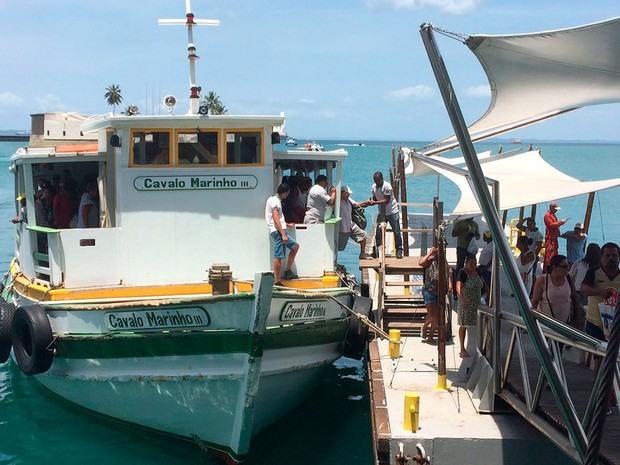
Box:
[158,0,220,115]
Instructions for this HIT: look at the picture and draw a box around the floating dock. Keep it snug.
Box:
[361,254,620,464]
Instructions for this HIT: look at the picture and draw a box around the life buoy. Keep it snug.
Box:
[0,302,15,363]
[11,305,54,375]
[342,295,373,360]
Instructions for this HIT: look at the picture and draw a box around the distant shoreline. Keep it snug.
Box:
[0,135,28,142]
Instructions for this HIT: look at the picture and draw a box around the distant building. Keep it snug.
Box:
[28,112,97,147]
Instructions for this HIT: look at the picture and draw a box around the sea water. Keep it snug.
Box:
[1,139,619,464]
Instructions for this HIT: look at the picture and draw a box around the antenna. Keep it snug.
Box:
[158,0,220,115]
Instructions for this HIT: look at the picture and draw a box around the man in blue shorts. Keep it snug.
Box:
[266,183,300,286]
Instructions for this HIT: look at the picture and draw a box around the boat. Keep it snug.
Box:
[0,3,370,463]
[304,141,325,151]
[511,138,522,144]
[285,136,297,146]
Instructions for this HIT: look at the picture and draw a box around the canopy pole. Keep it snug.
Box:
[583,192,595,233]
[420,23,587,459]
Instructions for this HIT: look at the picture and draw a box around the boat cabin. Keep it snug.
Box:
[10,113,347,290]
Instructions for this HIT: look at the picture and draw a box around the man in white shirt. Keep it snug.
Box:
[303,175,336,224]
[339,186,372,259]
[371,171,403,258]
[265,183,300,286]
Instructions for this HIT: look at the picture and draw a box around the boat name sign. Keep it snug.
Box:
[280,300,328,321]
[134,175,258,191]
[105,307,210,331]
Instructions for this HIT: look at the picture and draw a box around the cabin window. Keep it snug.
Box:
[225,131,262,165]
[177,131,219,166]
[131,130,171,167]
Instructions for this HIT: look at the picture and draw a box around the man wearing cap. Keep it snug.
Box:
[543,201,567,272]
[561,222,588,266]
[339,186,372,259]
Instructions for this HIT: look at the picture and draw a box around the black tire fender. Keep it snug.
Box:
[0,302,15,363]
[11,305,54,375]
[342,296,373,360]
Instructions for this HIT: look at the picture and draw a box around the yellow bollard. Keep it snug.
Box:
[388,329,401,359]
[435,374,448,391]
[403,392,420,432]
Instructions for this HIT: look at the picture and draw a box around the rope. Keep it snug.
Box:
[430,25,469,43]
[584,297,620,464]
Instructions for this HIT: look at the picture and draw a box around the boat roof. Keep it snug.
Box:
[410,149,620,215]
[421,17,620,155]
[81,113,285,133]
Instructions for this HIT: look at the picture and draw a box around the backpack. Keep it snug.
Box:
[350,201,367,229]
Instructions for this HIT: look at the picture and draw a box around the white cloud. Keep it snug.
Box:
[384,85,434,101]
[33,94,66,112]
[366,0,482,15]
[298,98,316,104]
[463,84,490,98]
[0,92,23,106]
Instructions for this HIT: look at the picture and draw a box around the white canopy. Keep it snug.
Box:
[410,150,620,215]
[424,17,620,155]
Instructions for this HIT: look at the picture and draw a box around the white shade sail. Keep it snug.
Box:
[410,150,620,215]
[425,17,620,154]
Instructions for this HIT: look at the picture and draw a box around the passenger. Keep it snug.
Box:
[456,254,487,358]
[451,216,480,295]
[515,235,536,295]
[292,176,312,224]
[265,183,300,286]
[531,254,580,325]
[569,243,600,305]
[477,230,493,302]
[420,247,440,343]
[53,181,77,228]
[371,171,403,259]
[35,190,54,252]
[338,186,371,259]
[561,222,587,266]
[76,180,100,228]
[516,217,543,283]
[10,196,27,224]
[581,242,620,341]
[543,201,568,272]
[303,175,336,224]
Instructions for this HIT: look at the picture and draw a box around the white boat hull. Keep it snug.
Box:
[3,277,354,462]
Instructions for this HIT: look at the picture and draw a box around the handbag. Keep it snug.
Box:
[467,236,479,255]
[350,201,367,229]
[598,288,618,340]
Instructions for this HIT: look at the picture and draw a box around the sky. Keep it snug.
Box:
[0,0,619,142]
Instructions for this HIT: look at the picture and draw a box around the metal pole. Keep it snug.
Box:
[435,198,448,390]
[420,23,587,458]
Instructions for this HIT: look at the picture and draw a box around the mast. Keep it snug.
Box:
[158,0,220,115]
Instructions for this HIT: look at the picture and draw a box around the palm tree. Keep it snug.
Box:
[203,91,227,115]
[104,84,123,114]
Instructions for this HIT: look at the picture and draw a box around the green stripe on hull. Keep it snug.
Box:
[55,318,348,359]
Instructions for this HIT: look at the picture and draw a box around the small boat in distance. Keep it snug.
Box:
[304,141,325,151]
[285,136,297,146]
[511,137,522,144]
